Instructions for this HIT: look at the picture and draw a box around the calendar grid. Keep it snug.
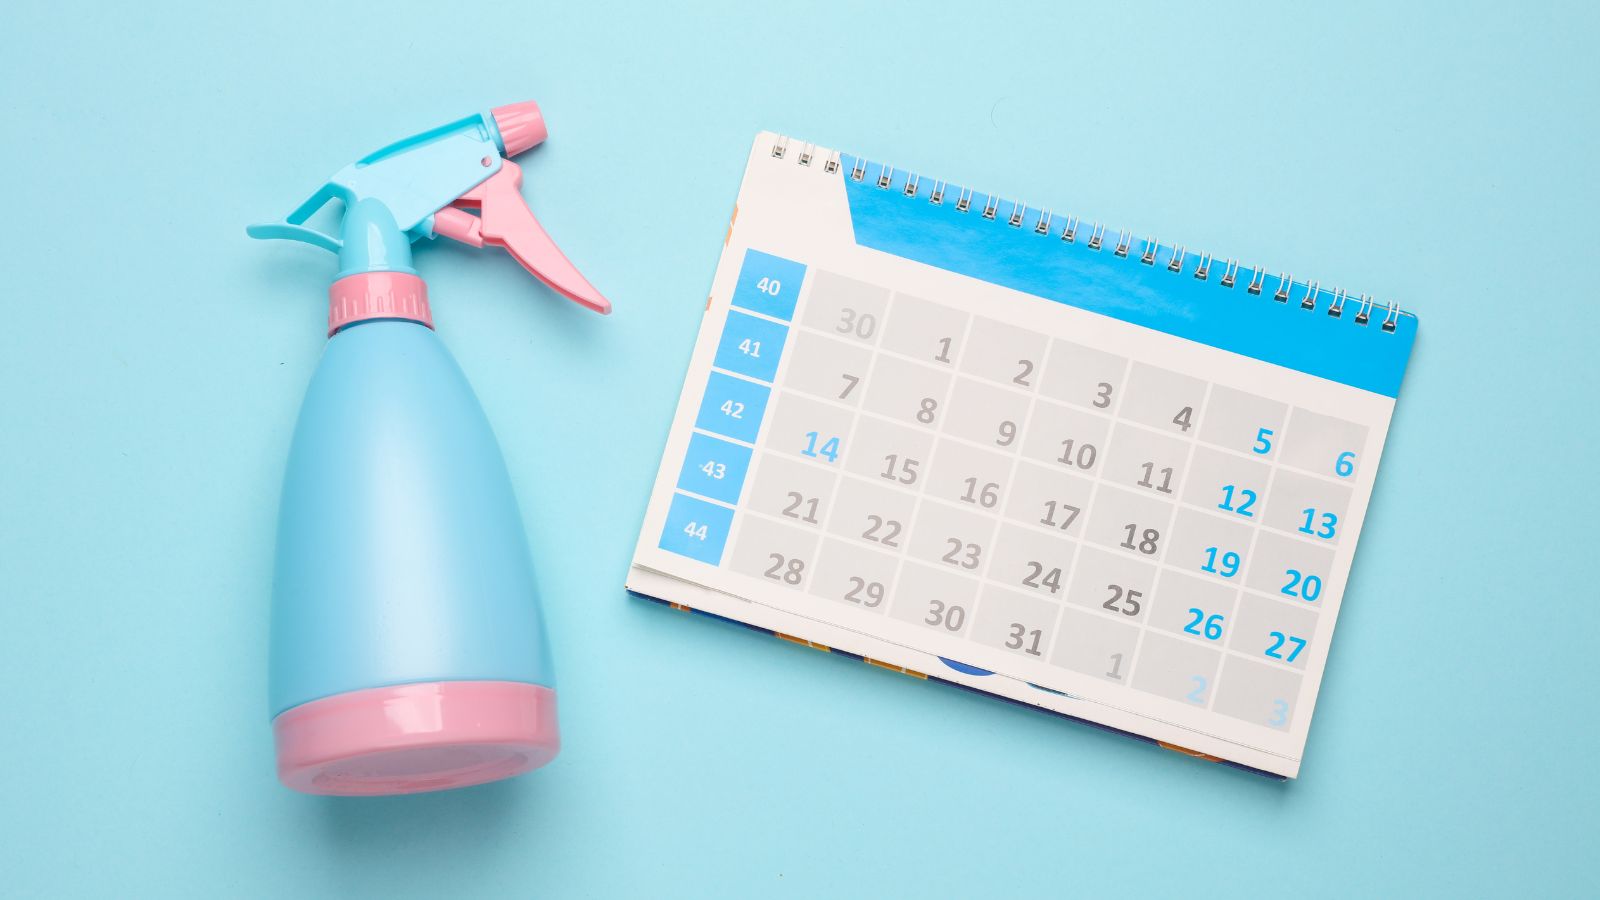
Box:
[762,372,1338,601]
[988,316,1063,666]
[731,490,1327,683]
[1222,439,1327,680]
[764,369,1358,566]
[742,281,1343,686]
[1027,353,1128,677]
[1102,381,1203,704]
[662,248,1385,740]
[1179,382,1225,709]
[805,279,894,611]
[876,300,988,633]
[791,312,1361,498]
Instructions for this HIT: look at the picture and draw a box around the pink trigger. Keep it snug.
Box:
[449,161,611,315]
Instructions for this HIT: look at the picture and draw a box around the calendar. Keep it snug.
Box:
[628,133,1418,778]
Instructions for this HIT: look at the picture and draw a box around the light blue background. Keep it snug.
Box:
[1,1,1595,896]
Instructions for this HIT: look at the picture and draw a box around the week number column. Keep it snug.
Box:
[658,250,806,566]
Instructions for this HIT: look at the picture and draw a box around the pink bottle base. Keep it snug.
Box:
[273,680,559,796]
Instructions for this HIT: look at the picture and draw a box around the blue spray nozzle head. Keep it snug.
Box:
[248,103,610,314]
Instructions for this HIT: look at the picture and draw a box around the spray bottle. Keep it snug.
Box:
[248,102,608,795]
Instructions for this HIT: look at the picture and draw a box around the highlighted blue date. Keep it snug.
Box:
[695,372,771,444]
[659,492,736,565]
[676,432,753,505]
[714,311,790,383]
[731,249,806,321]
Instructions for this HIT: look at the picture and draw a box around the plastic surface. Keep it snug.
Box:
[270,319,555,718]
[450,160,612,314]
[245,111,503,264]
[431,206,484,247]
[491,101,548,157]
[326,272,431,335]
[246,101,611,315]
[273,680,559,796]
[247,103,601,796]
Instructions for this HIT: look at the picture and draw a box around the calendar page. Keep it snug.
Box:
[629,133,1417,778]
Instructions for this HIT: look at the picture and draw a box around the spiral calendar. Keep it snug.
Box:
[628,133,1417,778]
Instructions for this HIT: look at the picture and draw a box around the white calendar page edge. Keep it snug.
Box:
[626,564,1298,777]
[630,131,1398,776]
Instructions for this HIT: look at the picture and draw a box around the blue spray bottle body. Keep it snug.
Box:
[250,103,610,795]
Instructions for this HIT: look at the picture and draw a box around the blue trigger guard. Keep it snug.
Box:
[246,222,342,252]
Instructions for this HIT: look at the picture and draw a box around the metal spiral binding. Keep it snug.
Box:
[768,135,1408,335]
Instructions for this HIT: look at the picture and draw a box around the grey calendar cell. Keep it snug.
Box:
[843,415,936,488]
[924,439,1013,512]
[1051,607,1141,683]
[728,514,822,592]
[889,561,980,637]
[1280,407,1369,480]
[1130,632,1223,708]
[824,477,917,552]
[801,270,890,344]
[1004,461,1094,538]
[1145,571,1240,645]
[744,453,839,531]
[972,586,1061,660]
[905,499,998,576]
[1181,444,1273,522]
[1197,384,1288,459]
[1213,655,1304,732]
[1082,485,1177,562]
[961,317,1049,390]
[1040,340,1130,413]
[782,330,874,407]
[1020,400,1112,475]
[762,390,856,466]
[1103,422,1193,499]
[862,353,954,430]
[1164,507,1255,586]
[943,377,1032,450]
[1244,530,1336,608]
[1260,467,1354,547]
[1231,592,1320,671]
[810,538,900,615]
[879,293,970,366]
[1119,363,1209,437]
[987,522,1077,600]
[1067,545,1157,623]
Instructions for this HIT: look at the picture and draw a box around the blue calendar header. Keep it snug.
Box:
[836,158,1416,398]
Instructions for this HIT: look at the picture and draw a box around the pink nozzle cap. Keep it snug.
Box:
[492,101,548,157]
